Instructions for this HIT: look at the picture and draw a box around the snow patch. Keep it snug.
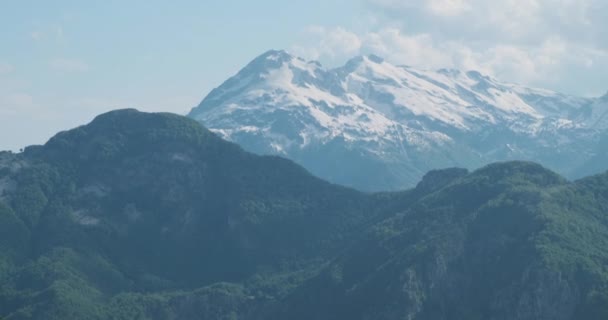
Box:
[71,210,100,226]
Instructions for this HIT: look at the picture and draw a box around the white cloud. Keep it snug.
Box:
[360,28,451,68]
[368,0,608,48]
[427,0,472,16]
[30,31,43,41]
[292,23,607,95]
[369,0,473,17]
[291,1,608,96]
[50,58,90,73]
[292,26,362,64]
[0,63,14,75]
[292,27,451,69]
[30,26,65,42]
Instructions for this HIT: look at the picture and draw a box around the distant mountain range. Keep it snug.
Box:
[189,50,608,191]
[1,110,608,319]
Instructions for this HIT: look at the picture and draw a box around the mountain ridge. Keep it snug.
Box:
[189,50,607,191]
[3,109,608,319]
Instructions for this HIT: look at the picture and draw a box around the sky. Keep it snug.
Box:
[1,0,607,151]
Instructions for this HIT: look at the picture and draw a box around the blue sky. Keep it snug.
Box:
[1,0,607,150]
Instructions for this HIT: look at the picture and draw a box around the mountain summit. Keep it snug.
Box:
[2,110,608,319]
[190,50,608,191]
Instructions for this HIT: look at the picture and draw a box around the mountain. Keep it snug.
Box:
[189,50,607,191]
[1,109,608,319]
[0,109,377,319]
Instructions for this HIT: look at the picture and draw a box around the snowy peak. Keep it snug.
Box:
[341,54,386,71]
[252,51,326,85]
[192,51,601,129]
[191,51,601,139]
[335,55,552,130]
[257,49,294,62]
[188,51,607,190]
[243,50,306,73]
[192,50,325,116]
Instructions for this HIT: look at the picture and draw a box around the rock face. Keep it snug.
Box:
[189,50,608,191]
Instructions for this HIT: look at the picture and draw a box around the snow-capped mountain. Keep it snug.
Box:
[189,50,606,191]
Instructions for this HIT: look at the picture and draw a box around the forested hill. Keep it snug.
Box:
[0,109,607,319]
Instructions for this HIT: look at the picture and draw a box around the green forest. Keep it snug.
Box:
[0,110,607,319]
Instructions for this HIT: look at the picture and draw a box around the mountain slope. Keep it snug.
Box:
[0,109,379,319]
[189,50,605,191]
[265,163,608,320]
[1,110,608,319]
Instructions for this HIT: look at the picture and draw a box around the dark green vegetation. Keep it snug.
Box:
[1,109,607,319]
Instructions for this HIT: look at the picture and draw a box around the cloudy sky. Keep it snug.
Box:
[1,0,607,150]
